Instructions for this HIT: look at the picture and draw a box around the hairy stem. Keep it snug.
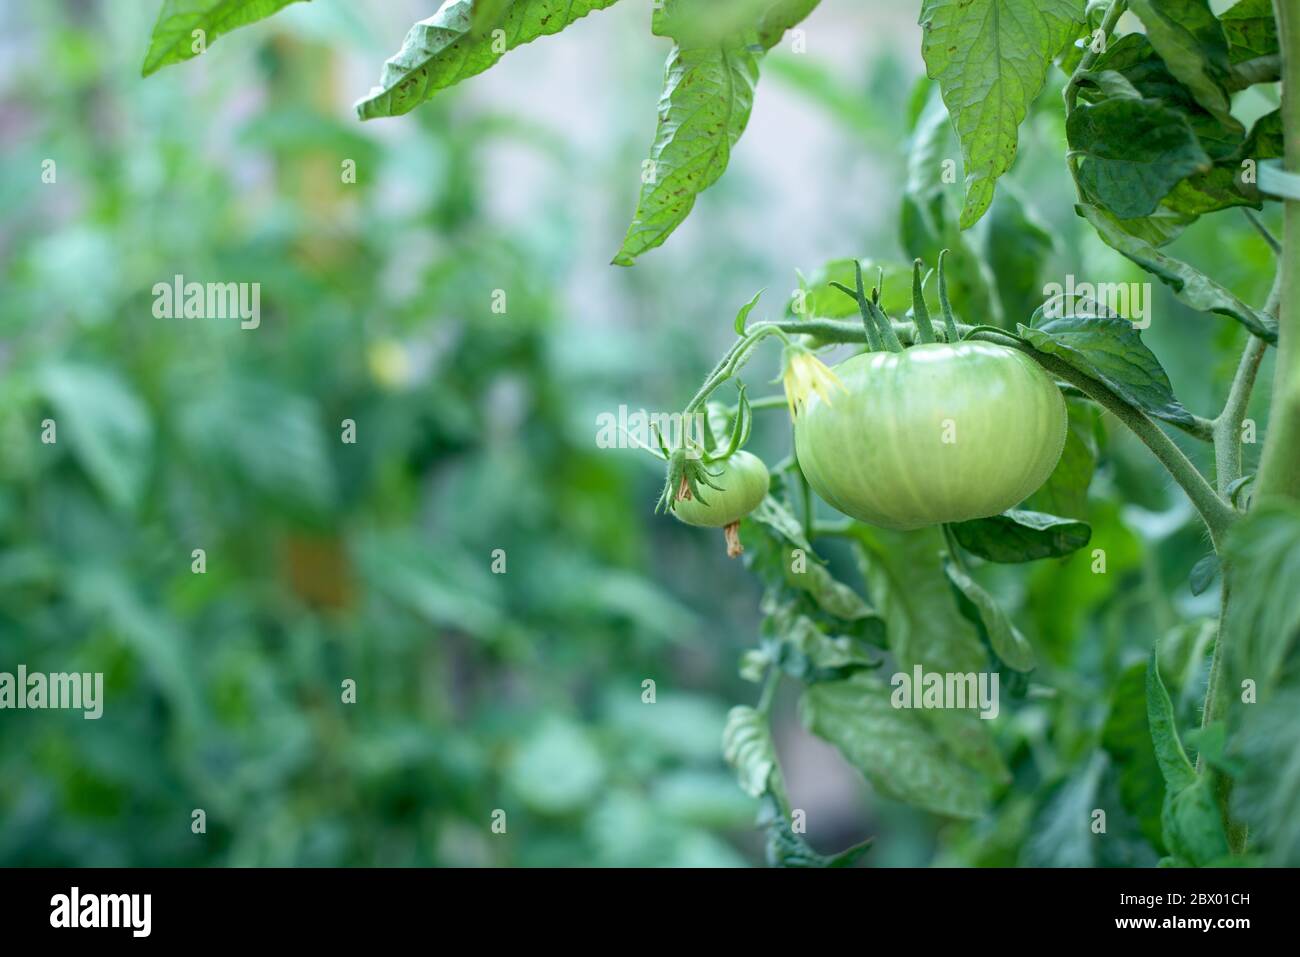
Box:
[1214,335,1270,495]
[1257,0,1300,500]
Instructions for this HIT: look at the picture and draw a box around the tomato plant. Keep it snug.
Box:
[138,0,1300,870]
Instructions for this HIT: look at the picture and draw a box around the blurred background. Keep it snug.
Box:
[0,0,1277,866]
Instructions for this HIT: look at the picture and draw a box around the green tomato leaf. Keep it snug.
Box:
[919,0,1086,229]
[1067,97,1210,219]
[1021,751,1108,866]
[653,0,818,48]
[942,557,1035,671]
[1242,108,1283,161]
[1025,397,1102,520]
[980,187,1054,327]
[800,672,992,819]
[1216,0,1279,65]
[756,0,822,50]
[355,0,620,120]
[1163,777,1230,867]
[1078,204,1278,342]
[746,495,818,558]
[1222,502,1300,698]
[1146,649,1197,793]
[1232,689,1300,865]
[733,289,763,334]
[854,525,1009,788]
[1189,553,1220,596]
[470,0,516,36]
[1221,0,1279,65]
[1127,0,1239,130]
[951,509,1092,563]
[1088,204,1198,249]
[612,41,760,265]
[38,363,154,512]
[1101,661,1167,852]
[758,795,872,867]
[141,0,306,76]
[768,614,880,683]
[721,705,775,798]
[788,259,921,320]
[854,525,987,676]
[786,561,874,622]
[1020,312,1199,430]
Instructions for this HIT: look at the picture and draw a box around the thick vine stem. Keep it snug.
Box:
[1215,278,1279,492]
[1256,0,1300,501]
[749,319,1215,444]
[1215,338,1269,493]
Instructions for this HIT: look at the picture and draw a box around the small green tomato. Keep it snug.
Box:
[672,450,769,556]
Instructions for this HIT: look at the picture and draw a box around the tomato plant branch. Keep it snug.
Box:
[1243,208,1281,255]
[1214,337,1269,494]
[740,319,1215,442]
[1064,0,1128,184]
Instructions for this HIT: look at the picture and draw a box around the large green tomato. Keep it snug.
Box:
[794,342,1066,530]
[672,450,769,528]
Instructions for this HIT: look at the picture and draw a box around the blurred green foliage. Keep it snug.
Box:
[0,1,1282,867]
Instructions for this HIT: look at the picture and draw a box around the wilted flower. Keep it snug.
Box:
[781,344,844,419]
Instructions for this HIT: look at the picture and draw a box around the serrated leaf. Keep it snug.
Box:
[1021,751,1108,866]
[770,614,880,684]
[1232,688,1300,865]
[722,705,775,798]
[981,187,1054,326]
[746,495,818,557]
[943,558,1035,671]
[470,0,515,36]
[756,0,821,50]
[1146,649,1197,793]
[141,0,306,76]
[1078,204,1278,342]
[919,0,1085,228]
[1068,97,1210,218]
[952,509,1091,563]
[801,672,991,818]
[1189,553,1220,596]
[1242,108,1283,160]
[733,288,763,334]
[1020,312,1198,429]
[1102,661,1167,851]
[788,259,920,320]
[1163,777,1230,866]
[854,525,987,676]
[1221,0,1279,65]
[759,795,872,867]
[355,0,620,120]
[38,363,154,511]
[612,41,760,265]
[1222,502,1300,696]
[1128,0,1239,130]
[785,561,873,621]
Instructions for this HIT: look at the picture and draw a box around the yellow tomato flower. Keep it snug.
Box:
[781,346,844,419]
